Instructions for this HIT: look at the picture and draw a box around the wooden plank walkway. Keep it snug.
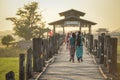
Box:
[40,43,105,80]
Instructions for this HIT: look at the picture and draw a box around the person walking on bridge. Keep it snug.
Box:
[69,32,76,63]
[76,31,84,63]
[65,33,70,49]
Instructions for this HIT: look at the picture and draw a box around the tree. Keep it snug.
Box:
[1,35,15,47]
[6,2,46,40]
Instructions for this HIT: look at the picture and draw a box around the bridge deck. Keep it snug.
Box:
[40,43,105,80]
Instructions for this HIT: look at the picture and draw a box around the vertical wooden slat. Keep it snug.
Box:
[100,33,105,64]
[53,35,56,55]
[53,25,55,34]
[51,36,54,55]
[33,38,42,72]
[111,38,118,73]
[26,48,32,80]
[97,36,101,58]
[41,39,45,67]
[54,34,58,54]
[105,36,111,72]
[104,35,110,67]
[89,34,93,53]
[86,34,89,50]
[93,39,97,56]
[44,39,49,60]
[19,54,25,80]
[49,37,52,58]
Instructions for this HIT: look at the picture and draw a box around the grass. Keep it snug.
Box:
[0,58,19,80]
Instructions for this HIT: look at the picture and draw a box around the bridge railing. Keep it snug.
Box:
[87,33,120,80]
[5,33,65,80]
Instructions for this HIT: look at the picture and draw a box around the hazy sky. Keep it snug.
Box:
[0,0,120,32]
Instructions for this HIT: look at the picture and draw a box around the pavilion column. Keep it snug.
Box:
[79,23,81,32]
[88,25,91,34]
[53,25,55,34]
[62,24,65,34]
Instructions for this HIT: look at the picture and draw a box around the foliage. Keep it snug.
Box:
[0,46,26,57]
[6,2,47,40]
[1,35,14,47]
[34,27,51,37]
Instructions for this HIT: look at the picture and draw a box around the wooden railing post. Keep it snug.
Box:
[86,33,89,50]
[57,34,59,50]
[33,38,42,72]
[55,34,58,54]
[41,39,45,67]
[97,36,101,58]
[99,33,105,64]
[93,39,98,56]
[104,36,111,72]
[53,35,56,54]
[111,38,118,73]
[104,35,110,67]
[6,71,15,80]
[43,39,49,61]
[19,54,25,80]
[52,36,54,55]
[26,48,33,80]
[89,34,93,53]
[49,37,53,58]
[47,38,50,59]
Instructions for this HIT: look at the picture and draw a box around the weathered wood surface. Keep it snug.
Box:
[40,43,105,80]
[111,38,117,73]
[19,54,25,80]
[26,48,33,80]
[33,38,43,72]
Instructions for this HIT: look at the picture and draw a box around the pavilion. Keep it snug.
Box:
[49,9,96,34]
[96,28,109,35]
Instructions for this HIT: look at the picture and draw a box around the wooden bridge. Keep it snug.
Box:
[6,33,120,80]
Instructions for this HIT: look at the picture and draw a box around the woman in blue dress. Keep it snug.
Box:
[69,32,76,63]
[76,31,84,63]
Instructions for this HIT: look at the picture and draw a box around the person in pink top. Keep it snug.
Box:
[65,33,70,49]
